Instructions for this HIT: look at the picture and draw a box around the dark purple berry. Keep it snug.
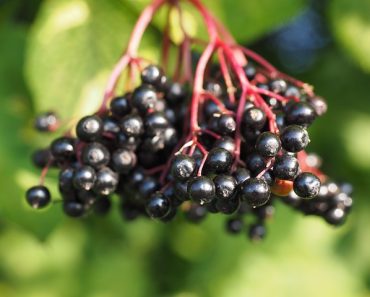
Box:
[204,148,233,174]
[188,176,215,204]
[242,107,266,130]
[34,112,58,132]
[120,114,144,137]
[171,154,196,181]
[76,115,103,142]
[132,85,158,114]
[82,142,110,169]
[281,125,310,153]
[240,178,270,207]
[110,94,132,117]
[248,223,266,241]
[63,201,85,218]
[213,174,237,200]
[226,218,244,234]
[255,132,281,157]
[73,166,96,191]
[112,149,137,173]
[293,172,321,198]
[93,167,119,196]
[50,137,75,160]
[145,192,171,219]
[286,102,316,126]
[273,154,299,180]
[26,185,51,209]
[141,65,164,87]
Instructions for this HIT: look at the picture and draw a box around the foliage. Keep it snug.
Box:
[0,0,369,296]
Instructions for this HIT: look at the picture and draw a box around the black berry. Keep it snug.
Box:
[76,115,103,142]
[293,172,321,198]
[240,178,270,207]
[273,154,299,180]
[145,192,171,219]
[26,185,51,209]
[188,176,215,204]
[255,132,281,157]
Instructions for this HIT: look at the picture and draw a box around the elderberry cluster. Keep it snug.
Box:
[27,64,352,241]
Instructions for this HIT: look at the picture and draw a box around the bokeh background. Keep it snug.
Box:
[0,0,370,296]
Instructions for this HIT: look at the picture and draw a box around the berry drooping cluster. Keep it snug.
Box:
[26,0,352,241]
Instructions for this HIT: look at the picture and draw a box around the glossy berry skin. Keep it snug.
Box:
[248,223,266,241]
[51,137,75,160]
[120,114,144,137]
[286,102,316,126]
[171,154,196,181]
[203,100,221,119]
[204,148,232,174]
[233,167,251,186]
[82,142,110,169]
[132,85,158,114]
[138,177,159,198]
[293,172,321,199]
[273,154,299,180]
[226,218,244,234]
[242,107,266,130]
[165,82,187,106]
[246,152,266,175]
[76,115,103,142]
[213,136,235,154]
[216,114,236,135]
[128,167,145,187]
[26,185,51,209]
[116,133,140,151]
[188,176,216,204]
[213,174,237,200]
[255,132,281,157]
[73,166,96,191]
[141,65,163,87]
[281,125,310,153]
[240,178,270,207]
[102,116,121,134]
[144,112,169,135]
[59,167,75,195]
[93,167,119,196]
[34,112,58,132]
[63,201,85,218]
[145,192,171,219]
[110,94,132,117]
[112,149,137,174]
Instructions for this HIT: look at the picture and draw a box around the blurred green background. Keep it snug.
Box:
[0,0,370,296]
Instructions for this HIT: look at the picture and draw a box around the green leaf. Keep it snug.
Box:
[203,0,307,42]
[0,23,62,239]
[330,0,370,73]
[123,0,307,42]
[26,0,159,119]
